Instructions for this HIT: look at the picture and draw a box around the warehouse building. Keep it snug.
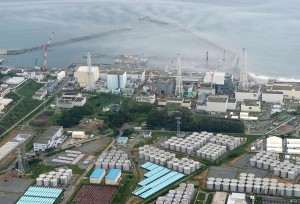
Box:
[105,169,121,185]
[135,93,156,104]
[90,168,105,184]
[71,131,86,139]
[235,85,261,102]
[117,136,128,144]
[262,91,284,104]
[106,70,127,90]
[241,100,261,112]
[0,86,10,97]
[74,66,100,88]
[33,126,63,151]
[267,136,283,153]
[56,93,86,108]
[286,139,300,154]
[5,76,27,88]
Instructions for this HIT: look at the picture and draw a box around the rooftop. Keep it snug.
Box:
[118,136,128,141]
[106,169,121,180]
[35,126,62,144]
[228,98,236,103]
[263,91,283,94]
[74,97,85,102]
[242,100,260,106]
[106,103,117,108]
[107,70,126,75]
[90,168,105,179]
[208,96,228,103]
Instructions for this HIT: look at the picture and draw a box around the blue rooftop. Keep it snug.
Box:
[106,103,117,108]
[90,168,105,179]
[118,136,128,141]
[106,169,121,180]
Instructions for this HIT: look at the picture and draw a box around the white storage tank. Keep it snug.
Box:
[39,174,46,178]
[102,162,108,169]
[50,178,58,187]
[294,188,300,197]
[230,183,237,191]
[60,176,68,185]
[36,178,43,186]
[285,187,293,196]
[215,181,221,190]
[288,171,296,180]
[184,166,191,175]
[222,182,230,191]
[66,169,73,177]
[43,178,50,187]
[269,186,277,195]
[245,184,253,193]
[238,183,245,192]
[123,163,130,171]
[256,160,263,168]
[253,185,261,194]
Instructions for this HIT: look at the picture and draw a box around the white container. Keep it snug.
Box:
[222,182,230,191]
[230,183,237,191]
[207,181,214,189]
[50,178,58,187]
[36,178,43,186]
[43,178,50,187]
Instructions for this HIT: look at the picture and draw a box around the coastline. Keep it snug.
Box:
[249,72,300,84]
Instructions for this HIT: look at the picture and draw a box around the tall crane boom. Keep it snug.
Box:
[41,32,54,71]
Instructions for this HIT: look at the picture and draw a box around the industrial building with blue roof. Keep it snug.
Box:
[90,168,105,184]
[117,136,128,144]
[105,169,121,185]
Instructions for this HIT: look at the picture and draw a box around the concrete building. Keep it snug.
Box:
[166,97,184,106]
[90,168,105,184]
[56,93,86,108]
[103,103,118,112]
[0,97,13,112]
[286,139,300,154]
[235,85,261,102]
[5,77,26,88]
[283,99,299,112]
[153,78,175,95]
[33,126,63,151]
[227,98,237,110]
[32,89,47,100]
[203,72,234,95]
[135,94,156,104]
[117,136,128,144]
[126,70,145,83]
[267,136,283,153]
[71,131,86,139]
[74,66,100,88]
[241,100,261,112]
[106,70,127,90]
[105,169,121,185]
[262,91,283,104]
[197,96,228,113]
[227,193,246,204]
[266,82,300,99]
[0,86,10,97]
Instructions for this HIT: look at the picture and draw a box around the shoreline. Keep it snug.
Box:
[248,72,300,84]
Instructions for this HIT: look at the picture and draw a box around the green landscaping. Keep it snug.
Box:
[0,80,43,134]
[111,173,137,204]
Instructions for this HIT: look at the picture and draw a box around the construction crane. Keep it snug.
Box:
[1,27,132,55]
[208,55,226,94]
[41,32,54,71]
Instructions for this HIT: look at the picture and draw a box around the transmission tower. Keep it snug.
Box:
[17,148,25,177]
[175,53,183,97]
[239,48,248,90]
[176,116,181,137]
[86,52,94,91]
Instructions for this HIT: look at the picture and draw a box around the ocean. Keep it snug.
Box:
[1,0,300,80]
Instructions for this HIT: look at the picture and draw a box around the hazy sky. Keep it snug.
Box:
[1,0,300,80]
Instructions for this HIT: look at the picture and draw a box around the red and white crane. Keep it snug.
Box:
[41,32,54,71]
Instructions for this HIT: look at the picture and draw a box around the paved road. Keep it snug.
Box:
[61,138,116,204]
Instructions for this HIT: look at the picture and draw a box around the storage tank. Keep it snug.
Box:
[43,178,50,187]
[184,166,191,175]
[274,168,280,176]
[263,162,270,170]
[230,183,237,191]
[39,174,46,178]
[207,181,214,190]
[288,171,296,180]
[231,179,238,183]
[150,155,155,163]
[155,157,160,165]
[49,171,56,176]
[222,182,230,191]
[285,187,293,196]
[175,144,181,152]
[238,183,245,192]
[102,162,108,169]
[256,160,263,168]
[173,163,179,171]
[277,187,285,196]
[60,176,68,185]
[269,186,277,195]
[248,173,255,178]
[116,162,122,170]
[270,163,277,171]
[50,179,58,187]
[66,169,73,177]
[253,185,261,194]
[167,161,173,169]
[261,185,269,194]
[187,146,193,155]
[123,163,130,171]
[36,178,43,186]
[215,181,221,190]
[95,161,101,168]
[249,158,256,166]
[245,184,253,193]
[178,165,184,173]
[160,158,167,166]
[294,188,300,197]
[281,169,288,178]
[164,141,170,149]
[58,169,65,174]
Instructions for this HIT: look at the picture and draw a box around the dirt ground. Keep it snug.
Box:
[195,168,209,189]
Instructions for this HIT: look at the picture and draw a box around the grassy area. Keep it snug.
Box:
[0,80,43,134]
[194,192,206,204]
[28,161,56,178]
[67,165,85,175]
[111,173,137,204]
[205,193,213,204]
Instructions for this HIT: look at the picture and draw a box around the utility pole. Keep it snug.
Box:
[176,116,181,137]
[17,148,25,177]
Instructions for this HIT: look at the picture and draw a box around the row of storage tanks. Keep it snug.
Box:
[250,151,300,180]
[138,145,203,175]
[36,168,73,187]
[196,143,227,161]
[95,149,131,171]
[155,183,195,204]
[163,132,242,157]
[206,173,300,197]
